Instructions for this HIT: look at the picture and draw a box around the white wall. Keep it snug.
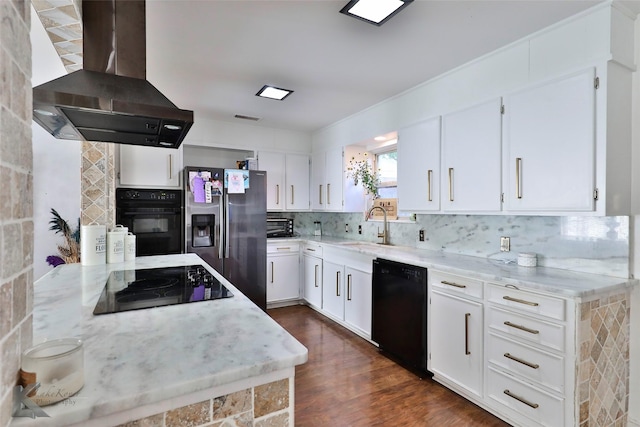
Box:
[31,6,81,280]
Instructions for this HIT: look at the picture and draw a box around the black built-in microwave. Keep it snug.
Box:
[267,218,294,238]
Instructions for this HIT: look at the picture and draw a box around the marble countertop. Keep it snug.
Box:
[13,254,307,426]
[271,236,636,298]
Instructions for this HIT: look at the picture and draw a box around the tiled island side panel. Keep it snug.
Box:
[118,378,292,427]
[577,293,630,427]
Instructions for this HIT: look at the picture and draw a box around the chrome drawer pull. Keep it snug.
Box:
[503,296,539,307]
[503,389,539,409]
[503,321,539,335]
[276,247,291,251]
[442,280,466,289]
[504,353,539,369]
[306,248,316,252]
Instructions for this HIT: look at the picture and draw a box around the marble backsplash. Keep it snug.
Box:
[285,212,630,278]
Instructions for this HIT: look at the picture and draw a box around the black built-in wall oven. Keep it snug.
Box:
[115,188,184,257]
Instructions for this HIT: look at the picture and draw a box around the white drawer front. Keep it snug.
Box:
[267,242,300,254]
[302,243,323,257]
[430,271,483,299]
[487,367,564,427]
[488,284,565,321]
[487,332,564,393]
[488,307,565,352]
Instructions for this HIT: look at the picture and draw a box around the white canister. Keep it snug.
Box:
[111,224,128,234]
[518,252,537,267]
[124,233,136,261]
[80,225,106,266]
[107,230,125,264]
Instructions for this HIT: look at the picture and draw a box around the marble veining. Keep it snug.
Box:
[289,213,630,278]
[11,254,307,427]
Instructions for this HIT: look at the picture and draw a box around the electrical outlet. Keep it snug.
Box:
[358,225,362,235]
[345,224,349,233]
[500,236,510,252]
[419,229,425,242]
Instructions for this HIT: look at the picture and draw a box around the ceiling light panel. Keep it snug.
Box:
[340,0,412,26]
[256,85,294,101]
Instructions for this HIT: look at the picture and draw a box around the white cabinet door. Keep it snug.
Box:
[322,260,344,320]
[442,99,502,212]
[430,290,484,397]
[267,253,300,303]
[310,151,325,210]
[258,151,285,211]
[285,154,310,210]
[503,68,596,212]
[397,117,441,211]
[119,145,182,188]
[303,254,322,309]
[344,267,372,337]
[325,148,344,211]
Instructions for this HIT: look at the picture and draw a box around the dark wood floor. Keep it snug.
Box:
[269,305,511,427]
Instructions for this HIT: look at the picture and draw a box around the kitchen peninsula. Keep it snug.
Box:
[11,254,307,427]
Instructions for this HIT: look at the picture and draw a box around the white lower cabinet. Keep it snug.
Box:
[344,267,372,337]
[266,242,300,304]
[302,242,323,309]
[322,260,344,320]
[429,272,484,398]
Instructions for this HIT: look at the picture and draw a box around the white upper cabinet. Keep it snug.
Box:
[258,151,309,211]
[119,145,182,188]
[310,146,365,212]
[502,68,596,213]
[397,117,441,212]
[442,99,502,213]
[285,154,310,211]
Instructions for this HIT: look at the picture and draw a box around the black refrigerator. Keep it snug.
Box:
[184,166,267,311]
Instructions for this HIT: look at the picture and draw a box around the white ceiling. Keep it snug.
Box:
[144,0,606,134]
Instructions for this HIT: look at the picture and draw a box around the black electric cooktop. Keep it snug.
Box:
[93,265,233,315]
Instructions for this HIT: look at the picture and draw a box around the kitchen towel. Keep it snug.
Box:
[80,225,106,266]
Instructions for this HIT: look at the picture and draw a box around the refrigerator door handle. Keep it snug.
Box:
[224,193,230,258]
[218,195,224,260]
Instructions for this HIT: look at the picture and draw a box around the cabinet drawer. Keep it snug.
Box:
[430,271,483,299]
[488,284,565,321]
[302,242,323,257]
[487,367,564,427]
[267,242,300,254]
[487,332,564,393]
[488,307,565,352]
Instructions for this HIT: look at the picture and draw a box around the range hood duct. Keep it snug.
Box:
[32,0,193,149]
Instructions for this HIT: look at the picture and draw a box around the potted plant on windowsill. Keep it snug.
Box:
[347,153,380,198]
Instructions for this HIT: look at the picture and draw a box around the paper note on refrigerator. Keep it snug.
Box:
[226,170,246,194]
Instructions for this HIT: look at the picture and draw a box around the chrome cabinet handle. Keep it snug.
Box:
[464,313,471,355]
[306,248,316,252]
[427,169,433,202]
[319,185,323,205]
[504,321,539,335]
[327,183,331,205]
[503,389,539,409]
[347,274,352,301]
[442,280,466,289]
[314,264,319,287]
[516,157,522,199]
[503,295,539,307]
[276,184,280,205]
[168,154,173,180]
[276,247,291,251]
[270,261,274,283]
[291,185,294,205]
[448,168,454,202]
[336,271,340,296]
[504,352,539,369]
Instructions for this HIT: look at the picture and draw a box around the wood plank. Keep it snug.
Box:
[269,305,510,426]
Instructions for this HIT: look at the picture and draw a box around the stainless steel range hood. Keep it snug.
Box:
[32,0,193,149]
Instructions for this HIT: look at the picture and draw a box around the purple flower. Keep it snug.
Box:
[46,256,65,267]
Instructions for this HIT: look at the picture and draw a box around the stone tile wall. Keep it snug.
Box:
[577,292,630,426]
[118,378,292,427]
[0,1,34,426]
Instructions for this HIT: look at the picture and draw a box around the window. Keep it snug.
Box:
[376,150,397,199]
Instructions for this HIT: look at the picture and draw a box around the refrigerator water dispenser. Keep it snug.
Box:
[192,214,214,247]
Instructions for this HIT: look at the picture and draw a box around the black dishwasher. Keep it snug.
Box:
[372,258,429,376]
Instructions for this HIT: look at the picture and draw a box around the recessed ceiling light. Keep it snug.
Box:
[374,135,387,141]
[256,85,294,101]
[340,0,412,26]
